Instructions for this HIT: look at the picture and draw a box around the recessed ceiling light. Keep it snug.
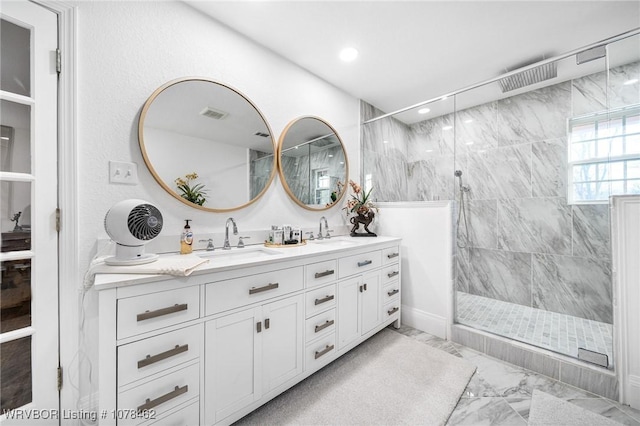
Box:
[624,78,639,85]
[339,47,359,62]
[418,108,431,114]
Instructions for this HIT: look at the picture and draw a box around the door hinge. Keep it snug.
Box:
[56,48,61,74]
[56,208,61,232]
[57,366,63,391]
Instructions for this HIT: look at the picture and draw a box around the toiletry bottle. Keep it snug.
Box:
[180,219,193,254]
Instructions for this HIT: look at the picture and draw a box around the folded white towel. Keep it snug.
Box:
[85,254,209,289]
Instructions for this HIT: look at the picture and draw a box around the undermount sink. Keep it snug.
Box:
[197,246,280,261]
[310,236,359,247]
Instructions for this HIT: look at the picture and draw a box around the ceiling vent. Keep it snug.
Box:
[254,131,270,138]
[499,61,557,93]
[200,106,228,120]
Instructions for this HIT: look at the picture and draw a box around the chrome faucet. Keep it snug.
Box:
[223,217,238,250]
[199,238,215,251]
[317,216,332,240]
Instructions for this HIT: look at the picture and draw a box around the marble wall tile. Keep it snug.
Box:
[532,138,567,198]
[496,82,571,145]
[409,114,455,157]
[407,156,455,201]
[572,204,611,260]
[498,197,572,255]
[467,144,532,200]
[363,148,408,202]
[532,254,612,323]
[559,361,619,401]
[573,61,640,116]
[455,248,470,293]
[465,199,498,249]
[468,248,532,306]
[454,102,499,155]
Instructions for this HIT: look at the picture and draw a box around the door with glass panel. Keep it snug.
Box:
[1,1,59,422]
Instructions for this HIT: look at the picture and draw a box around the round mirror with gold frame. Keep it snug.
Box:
[278,116,349,211]
[139,77,277,212]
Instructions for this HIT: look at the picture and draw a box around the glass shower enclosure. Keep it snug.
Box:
[361,31,640,368]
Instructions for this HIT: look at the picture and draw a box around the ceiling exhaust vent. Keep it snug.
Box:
[254,131,270,138]
[200,106,228,120]
[499,62,557,93]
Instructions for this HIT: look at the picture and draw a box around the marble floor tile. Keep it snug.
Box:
[390,325,640,426]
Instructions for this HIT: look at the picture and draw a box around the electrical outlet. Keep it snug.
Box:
[109,161,138,185]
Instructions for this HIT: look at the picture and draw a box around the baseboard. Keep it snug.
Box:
[401,305,447,339]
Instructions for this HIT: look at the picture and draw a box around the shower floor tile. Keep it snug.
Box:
[456,291,614,367]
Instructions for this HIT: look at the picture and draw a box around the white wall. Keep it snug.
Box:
[66,0,360,412]
[376,202,453,339]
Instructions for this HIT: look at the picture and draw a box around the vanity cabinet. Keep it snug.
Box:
[95,237,400,426]
[204,294,303,424]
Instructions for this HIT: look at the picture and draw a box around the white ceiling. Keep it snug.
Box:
[186,1,640,121]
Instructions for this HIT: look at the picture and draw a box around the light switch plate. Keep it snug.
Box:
[109,161,138,185]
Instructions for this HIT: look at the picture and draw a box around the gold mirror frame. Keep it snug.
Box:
[277,116,349,211]
[138,77,277,212]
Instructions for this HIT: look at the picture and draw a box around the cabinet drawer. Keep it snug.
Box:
[305,283,336,319]
[118,286,200,340]
[305,309,336,343]
[118,324,201,388]
[305,259,338,288]
[148,400,199,426]
[205,267,303,315]
[383,282,401,305]
[383,300,401,321]
[381,264,401,286]
[305,333,336,372]
[382,246,401,265]
[338,250,381,278]
[118,363,199,424]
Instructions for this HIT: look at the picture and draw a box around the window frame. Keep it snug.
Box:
[567,104,640,205]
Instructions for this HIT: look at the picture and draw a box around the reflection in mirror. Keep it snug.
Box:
[139,78,277,212]
[278,117,348,210]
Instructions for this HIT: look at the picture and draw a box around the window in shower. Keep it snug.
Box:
[568,104,640,203]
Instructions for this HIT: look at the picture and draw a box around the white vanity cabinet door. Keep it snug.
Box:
[261,295,304,393]
[205,307,261,425]
[360,271,382,336]
[337,276,361,350]
[205,294,304,425]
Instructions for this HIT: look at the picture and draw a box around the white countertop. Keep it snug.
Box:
[93,235,401,290]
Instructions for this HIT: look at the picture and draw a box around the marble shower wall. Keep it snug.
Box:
[361,61,640,325]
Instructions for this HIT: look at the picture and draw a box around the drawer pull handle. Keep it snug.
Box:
[138,385,188,412]
[249,282,279,295]
[314,295,335,305]
[138,344,189,369]
[256,321,262,333]
[387,289,400,297]
[315,319,334,333]
[265,318,270,329]
[314,344,335,359]
[388,307,400,315]
[357,260,372,267]
[387,271,400,278]
[363,283,368,291]
[137,303,187,322]
[315,270,335,279]
[387,253,399,259]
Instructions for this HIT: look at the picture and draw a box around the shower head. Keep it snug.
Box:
[499,61,557,93]
[454,170,463,177]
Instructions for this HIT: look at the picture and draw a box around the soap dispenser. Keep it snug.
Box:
[180,219,193,254]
